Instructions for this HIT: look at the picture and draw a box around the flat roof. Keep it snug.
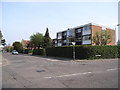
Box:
[57,23,115,34]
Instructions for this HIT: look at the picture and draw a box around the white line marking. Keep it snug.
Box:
[44,77,52,79]
[44,68,119,79]
[107,68,118,71]
[47,59,59,61]
[44,72,92,79]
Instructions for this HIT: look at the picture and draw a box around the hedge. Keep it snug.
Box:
[46,45,119,59]
[24,49,33,54]
[32,48,46,55]
[118,45,120,58]
[46,47,73,58]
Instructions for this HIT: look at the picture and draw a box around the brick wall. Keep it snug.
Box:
[106,28,115,45]
[91,25,102,45]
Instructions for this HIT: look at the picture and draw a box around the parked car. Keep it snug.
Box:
[12,50,18,55]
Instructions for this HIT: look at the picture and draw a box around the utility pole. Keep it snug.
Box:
[72,42,75,60]
[115,24,120,45]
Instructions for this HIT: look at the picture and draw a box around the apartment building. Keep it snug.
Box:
[54,23,115,47]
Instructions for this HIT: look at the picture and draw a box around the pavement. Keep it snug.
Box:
[2,53,119,88]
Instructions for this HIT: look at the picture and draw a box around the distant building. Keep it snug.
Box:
[52,39,57,47]
[54,23,115,47]
[21,39,30,49]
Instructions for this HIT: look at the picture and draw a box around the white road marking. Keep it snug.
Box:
[107,68,119,71]
[44,72,92,79]
[44,68,119,79]
[47,59,59,62]
[44,77,52,79]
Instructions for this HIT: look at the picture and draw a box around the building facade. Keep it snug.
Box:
[54,23,115,47]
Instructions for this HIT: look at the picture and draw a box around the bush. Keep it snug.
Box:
[13,42,23,53]
[32,48,46,55]
[24,49,33,54]
[118,45,120,58]
[46,45,118,59]
[46,46,73,58]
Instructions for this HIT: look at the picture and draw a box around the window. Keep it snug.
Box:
[83,25,91,31]
[58,40,62,43]
[83,26,87,31]
[102,30,106,33]
[76,38,82,42]
[55,41,57,43]
[76,29,82,33]
[63,32,67,36]
[68,38,75,42]
[63,40,66,43]
[67,29,75,37]
[76,33,81,38]
[82,25,91,35]
[58,33,62,39]
[83,35,91,41]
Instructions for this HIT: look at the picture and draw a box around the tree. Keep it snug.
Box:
[0,30,6,46]
[30,32,44,49]
[26,41,33,49]
[92,31,112,46]
[0,30,3,45]
[12,41,23,53]
[3,45,13,52]
[43,28,52,48]
[0,30,3,40]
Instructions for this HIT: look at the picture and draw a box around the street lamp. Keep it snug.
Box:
[72,42,75,60]
[115,24,120,45]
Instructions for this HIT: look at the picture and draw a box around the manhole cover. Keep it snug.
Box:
[36,70,45,72]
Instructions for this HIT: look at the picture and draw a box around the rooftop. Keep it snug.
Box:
[57,23,115,33]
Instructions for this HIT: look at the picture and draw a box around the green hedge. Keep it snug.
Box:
[32,48,46,55]
[118,45,120,58]
[46,47,73,58]
[24,49,33,54]
[46,45,119,59]
[76,45,118,59]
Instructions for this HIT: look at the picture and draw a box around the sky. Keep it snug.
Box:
[1,2,118,45]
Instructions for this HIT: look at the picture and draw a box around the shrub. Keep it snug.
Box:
[24,49,33,54]
[46,46,73,58]
[32,48,46,55]
[46,45,118,59]
[118,45,120,58]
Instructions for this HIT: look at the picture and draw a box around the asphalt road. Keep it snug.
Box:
[2,53,118,88]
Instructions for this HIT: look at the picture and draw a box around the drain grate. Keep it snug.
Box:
[36,70,45,72]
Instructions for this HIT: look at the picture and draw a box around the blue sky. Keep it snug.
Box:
[1,2,118,44]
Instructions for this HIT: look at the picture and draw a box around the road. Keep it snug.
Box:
[2,53,118,88]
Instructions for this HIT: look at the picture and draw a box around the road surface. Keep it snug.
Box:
[2,53,118,88]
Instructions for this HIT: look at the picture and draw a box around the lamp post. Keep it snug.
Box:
[72,42,75,60]
[115,24,120,45]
